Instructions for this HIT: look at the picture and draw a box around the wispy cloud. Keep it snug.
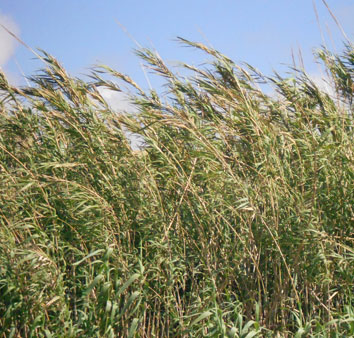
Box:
[0,12,20,67]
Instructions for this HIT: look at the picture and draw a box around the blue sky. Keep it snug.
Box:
[0,0,353,91]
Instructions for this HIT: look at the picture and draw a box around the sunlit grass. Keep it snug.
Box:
[0,39,353,337]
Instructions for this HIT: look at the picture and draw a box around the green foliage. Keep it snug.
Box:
[0,40,353,337]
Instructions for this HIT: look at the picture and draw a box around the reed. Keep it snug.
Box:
[0,39,353,337]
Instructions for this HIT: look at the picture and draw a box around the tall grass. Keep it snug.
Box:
[0,39,353,337]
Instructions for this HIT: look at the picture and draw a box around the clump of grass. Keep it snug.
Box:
[0,39,353,337]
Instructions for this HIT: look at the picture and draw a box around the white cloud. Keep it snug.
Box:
[308,72,336,97]
[0,12,20,68]
[98,87,136,112]
[99,87,144,149]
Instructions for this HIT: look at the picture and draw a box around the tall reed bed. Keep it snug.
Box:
[0,40,353,337]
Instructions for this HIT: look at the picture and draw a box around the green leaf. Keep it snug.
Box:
[117,273,140,296]
[127,318,139,338]
[84,274,104,296]
[191,311,213,326]
[73,249,105,266]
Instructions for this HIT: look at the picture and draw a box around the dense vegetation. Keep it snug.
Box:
[0,39,353,337]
